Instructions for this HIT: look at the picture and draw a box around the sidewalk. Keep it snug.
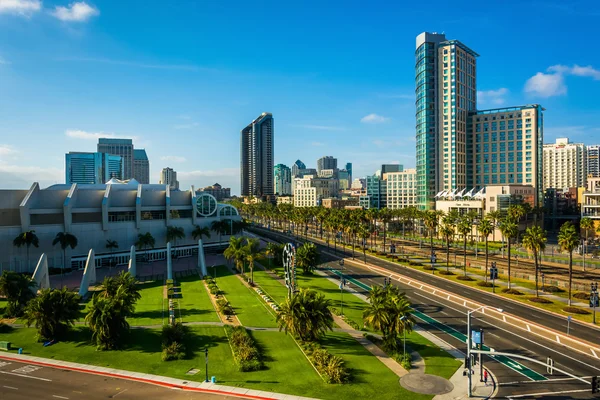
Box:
[0,352,319,400]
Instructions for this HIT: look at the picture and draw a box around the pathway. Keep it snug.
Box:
[204,280,241,327]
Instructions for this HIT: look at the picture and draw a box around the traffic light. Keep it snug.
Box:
[464,356,470,369]
[592,376,599,394]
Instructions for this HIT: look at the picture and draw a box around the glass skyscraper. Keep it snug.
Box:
[240,112,274,197]
[274,163,292,196]
[97,138,134,179]
[66,152,122,184]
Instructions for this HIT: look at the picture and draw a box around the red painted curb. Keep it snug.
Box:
[0,354,275,400]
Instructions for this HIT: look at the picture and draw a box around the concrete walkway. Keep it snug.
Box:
[0,352,318,400]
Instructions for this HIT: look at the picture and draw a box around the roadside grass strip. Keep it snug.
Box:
[177,275,220,323]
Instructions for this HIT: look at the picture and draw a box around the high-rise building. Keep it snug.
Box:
[133,149,150,184]
[65,152,122,184]
[338,169,350,190]
[274,164,292,196]
[543,138,586,190]
[587,145,600,178]
[197,183,231,201]
[293,176,338,207]
[240,112,274,198]
[361,174,387,209]
[291,159,306,177]
[98,138,134,179]
[345,162,352,181]
[159,167,179,190]
[384,168,417,209]
[317,156,337,174]
[351,178,366,190]
[381,164,403,174]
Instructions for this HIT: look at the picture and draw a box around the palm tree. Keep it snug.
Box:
[580,217,594,272]
[86,291,131,350]
[210,219,229,244]
[0,271,36,317]
[424,211,439,261]
[457,218,472,276]
[99,271,141,311]
[486,210,501,242]
[13,230,40,272]
[296,242,320,275]
[358,223,370,263]
[52,232,78,286]
[166,226,185,248]
[499,219,518,289]
[224,236,246,273]
[243,238,263,284]
[23,288,80,341]
[135,232,155,263]
[522,225,547,297]
[192,225,211,242]
[440,223,454,273]
[105,239,119,268]
[558,222,579,306]
[265,242,279,270]
[477,218,494,282]
[276,288,334,342]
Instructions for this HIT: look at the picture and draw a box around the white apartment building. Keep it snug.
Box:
[384,168,417,209]
[293,176,339,207]
[582,177,600,224]
[159,167,179,190]
[587,145,600,178]
[543,138,586,190]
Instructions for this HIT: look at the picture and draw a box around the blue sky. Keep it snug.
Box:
[1,0,599,194]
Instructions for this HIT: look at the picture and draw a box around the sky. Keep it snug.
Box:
[1,0,599,195]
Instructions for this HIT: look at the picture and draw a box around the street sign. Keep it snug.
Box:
[472,330,482,345]
[546,357,554,374]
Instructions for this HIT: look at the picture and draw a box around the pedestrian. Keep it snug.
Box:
[483,369,488,386]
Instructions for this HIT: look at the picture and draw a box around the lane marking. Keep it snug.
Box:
[12,365,41,375]
[507,388,591,398]
[0,361,11,369]
[112,388,128,397]
[53,396,69,399]
[0,371,52,381]
[3,385,18,390]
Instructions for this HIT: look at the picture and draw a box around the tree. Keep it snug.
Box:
[135,232,155,262]
[23,288,80,341]
[358,223,371,263]
[166,226,185,250]
[423,211,439,262]
[580,217,594,271]
[52,232,78,273]
[99,271,141,313]
[499,219,518,289]
[265,242,279,270]
[0,271,36,317]
[457,218,472,276]
[440,223,454,273]
[296,242,320,275]
[522,226,547,297]
[486,210,501,242]
[243,238,263,283]
[276,288,333,342]
[105,239,119,268]
[86,291,131,350]
[477,218,494,282]
[211,220,230,244]
[13,230,39,272]
[558,222,579,306]
[224,236,246,273]
[192,225,211,242]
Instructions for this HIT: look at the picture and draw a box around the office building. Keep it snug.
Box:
[345,162,352,182]
[293,176,338,207]
[0,181,240,271]
[318,169,336,178]
[197,183,231,201]
[98,138,134,179]
[338,169,350,190]
[65,152,123,184]
[241,112,274,198]
[274,164,292,196]
[317,156,337,174]
[291,159,306,177]
[384,168,417,209]
[133,149,150,184]
[381,164,403,174]
[159,167,179,190]
[362,174,387,209]
[351,178,366,190]
[543,138,586,190]
[587,145,600,178]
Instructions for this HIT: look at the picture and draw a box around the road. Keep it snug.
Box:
[0,359,248,400]
[253,227,600,399]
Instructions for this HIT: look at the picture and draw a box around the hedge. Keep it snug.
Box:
[225,326,264,372]
[300,341,351,384]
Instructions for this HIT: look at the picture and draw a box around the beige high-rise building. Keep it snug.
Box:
[293,176,338,207]
[384,168,417,209]
[159,167,179,190]
[543,138,586,190]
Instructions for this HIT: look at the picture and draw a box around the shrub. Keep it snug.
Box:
[399,352,412,370]
[457,275,475,281]
[0,322,13,333]
[476,281,495,288]
[438,270,455,275]
[216,299,233,315]
[161,341,185,361]
[542,286,564,293]
[501,288,523,295]
[329,307,341,316]
[226,326,264,372]
[162,322,186,346]
[573,292,591,300]
[344,318,361,331]
[563,307,591,315]
[408,260,422,266]
[309,348,351,384]
[528,297,553,304]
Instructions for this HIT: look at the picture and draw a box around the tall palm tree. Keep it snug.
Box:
[0,271,36,317]
[522,225,547,297]
[13,230,40,272]
[296,242,320,275]
[380,208,393,253]
[424,211,439,261]
[265,242,279,269]
[135,232,156,263]
[192,225,211,242]
[276,288,333,342]
[499,219,518,289]
[358,223,370,263]
[52,232,78,286]
[477,218,494,282]
[210,219,229,244]
[166,226,185,249]
[457,218,472,276]
[243,238,263,284]
[440,223,454,273]
[558,222,579,306]
[23,288,80,341]
[105,239,119,268]
[580,217,594,272]
[86,290,131,350]
[486,210,501,242]
[223,236,246,273]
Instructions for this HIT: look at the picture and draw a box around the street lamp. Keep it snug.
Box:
[591,282,598,325]
[339,259,345,317]
[467,306,503,398]
[204,347,209,382]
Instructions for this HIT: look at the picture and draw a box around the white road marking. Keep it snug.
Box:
[0,371,52,381]
[12,365,41,375]
[0,361,11,368]
[507,388,591,398]
[3,385,18,390]
[112,388,128,397]
[52,396,69,399]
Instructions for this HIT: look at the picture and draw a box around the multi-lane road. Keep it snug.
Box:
[253,227,600,399]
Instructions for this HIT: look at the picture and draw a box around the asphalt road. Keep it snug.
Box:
[0,359,247,400]
[253,227,600,399]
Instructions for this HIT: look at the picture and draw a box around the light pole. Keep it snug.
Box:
[339,259,345,317]
[204,347,209,382]
[467,306,503,397]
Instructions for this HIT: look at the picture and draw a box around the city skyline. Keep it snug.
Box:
[1,0,600,194]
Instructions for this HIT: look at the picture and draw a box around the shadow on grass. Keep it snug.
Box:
[129,310,164,321]
[179,308,212,317]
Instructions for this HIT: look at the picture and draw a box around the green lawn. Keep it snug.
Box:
[214,266,278,328]
[406,332,462,379]
[0,298,6,317]
[127,280,166,326]
[177,275,220,323]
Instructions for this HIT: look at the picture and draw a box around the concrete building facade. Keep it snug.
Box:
[241,112,274,198]
[587,145,600,178]
[317,156,337,175]
[543,138,586,190]
[293,176,338,207]
[197,183,231,201]
[384,168,417,209]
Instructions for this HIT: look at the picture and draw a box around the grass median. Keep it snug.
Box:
[178,275,220,323]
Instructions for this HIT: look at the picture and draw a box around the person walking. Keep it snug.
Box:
[483,369,488,386]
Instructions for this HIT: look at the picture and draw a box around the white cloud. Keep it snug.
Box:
[0,0,41,15]
[0,162,63,188]
[361,113,390,124]
[65,129,115,140]
[524,72,566,97]
[0,144,17,157]
[160,155,186,163]
[291,124,346,131]
[174,122,199,130]
[50,1,98,22]
[477,88,509,105]
[548,64,600,80]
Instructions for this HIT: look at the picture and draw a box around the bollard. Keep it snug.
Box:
[18,348,23,354]
[211,376,216,383]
